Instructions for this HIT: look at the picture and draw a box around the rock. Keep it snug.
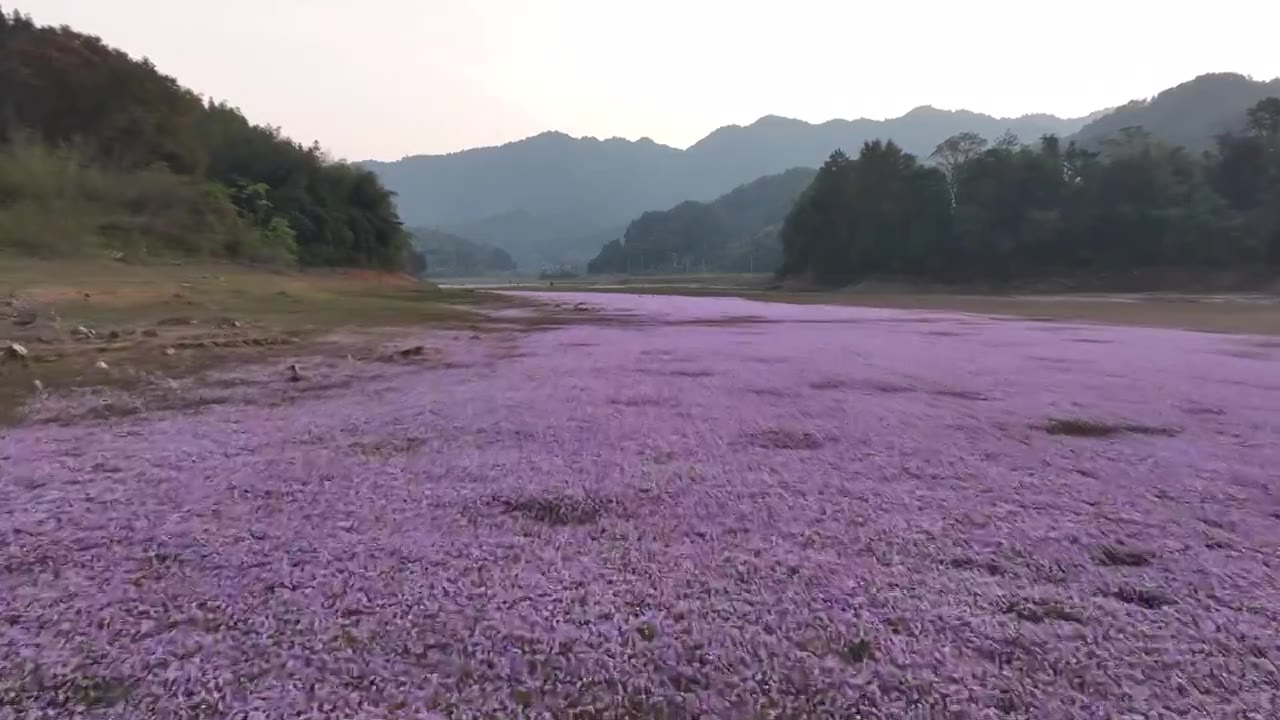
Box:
[83,292,91,300]
[32,379,43,392]
[11,307,37,327]
[106,330,121,341]
[4,342,29,361]
[163,347,176,357]
[94,360,109,370]
[287,363,303,382]
[141,328,160,338]
[72,325,97,340]
[397,345,426,359]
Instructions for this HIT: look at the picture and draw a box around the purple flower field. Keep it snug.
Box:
[3,292,1280,719]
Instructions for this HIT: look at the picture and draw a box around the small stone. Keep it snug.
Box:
[288,364,303,382]
[11,308,37,326]
[94,360,109,370]
[4,342,28,360]
[141,329,160,338]
[73,325,96,339]
[32,379,44,392]
[163,347,176,357]
[337,520,355,531]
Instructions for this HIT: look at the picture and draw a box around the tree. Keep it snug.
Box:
[930,132,988,203]
[0,10,408,269]
[780,143,950,282]
[994,130,1021,150]
[780,116,1278,284]
[1246,97,1280,139]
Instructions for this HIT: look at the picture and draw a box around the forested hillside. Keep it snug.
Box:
[588,168,815,274]
[779,99,1280,284]
[0,8,410,269]
[1074,73,1280,152]
[367,110,1095,267]
[368,74,1278,269]
[409,227,516,277]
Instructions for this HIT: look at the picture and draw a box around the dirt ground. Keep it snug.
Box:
[0,257,514,424]
[496,273,1280,336]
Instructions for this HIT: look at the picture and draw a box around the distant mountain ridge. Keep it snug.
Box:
[1074,73,1280,151]
[364,73,1280,267]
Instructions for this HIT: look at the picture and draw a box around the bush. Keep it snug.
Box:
[0,139,298,264]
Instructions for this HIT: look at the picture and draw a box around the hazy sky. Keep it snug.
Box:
[26,0,1280,160]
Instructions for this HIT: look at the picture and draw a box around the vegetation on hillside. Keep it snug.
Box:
[409,227,517,277]
[1074,73,1280,152]
[778,98,1280,284]
[367,108,1095,267]
[369,74,1278,267]
[0,8,409,269]
[587,168,815,274]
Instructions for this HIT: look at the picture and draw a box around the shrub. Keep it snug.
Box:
[0,138,297,264]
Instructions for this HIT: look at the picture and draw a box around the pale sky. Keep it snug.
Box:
[23,0,1280,161]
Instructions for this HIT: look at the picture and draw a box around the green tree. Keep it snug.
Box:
[0,9,408,269]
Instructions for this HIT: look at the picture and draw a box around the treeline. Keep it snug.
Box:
[588,168,814,274]
[0,8,410,269]
[781,98,1280,283]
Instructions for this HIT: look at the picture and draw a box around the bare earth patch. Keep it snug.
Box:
[744,427,826,450]
[1043,418,1180,438]
[494,491,622,526]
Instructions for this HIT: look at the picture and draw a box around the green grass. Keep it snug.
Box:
[0,138,294,263]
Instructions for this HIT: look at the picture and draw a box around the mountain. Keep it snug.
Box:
[365,109,1095,267]
[588,167,817,275]
[408,227,516,277]
[1073,73,1280,152]
[367,73,1280,268]
[365,133,687,268]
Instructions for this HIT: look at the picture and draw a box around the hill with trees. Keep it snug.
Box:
[588,168,816,275]
[369,73,1279,269]
[778,98,1280,285]
[1074,73,1280,152]
[366,111,1097,268]
[0,7,411,270]
[409,227,516,277]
